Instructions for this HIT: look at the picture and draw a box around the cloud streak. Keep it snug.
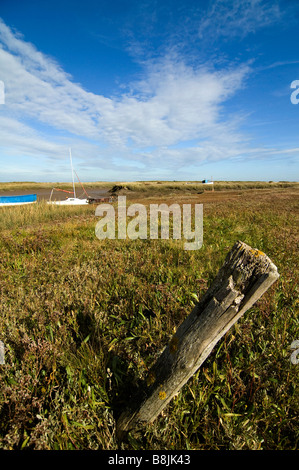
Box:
[0,4,297,181]
[0,18,251,170]
[198,0,282,41]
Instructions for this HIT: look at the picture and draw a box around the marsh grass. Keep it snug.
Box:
[0,186,298,450]
[1,180,298,193]
[117,180,298,193]
[0,200,95,232]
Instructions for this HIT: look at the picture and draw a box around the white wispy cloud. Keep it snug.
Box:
[0,8,296,181]
[198,0,282,41]
[0,18,251,170]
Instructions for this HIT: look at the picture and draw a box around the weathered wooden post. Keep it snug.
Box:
[116,241,280,439]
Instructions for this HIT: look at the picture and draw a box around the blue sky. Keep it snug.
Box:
[0,0,298,182]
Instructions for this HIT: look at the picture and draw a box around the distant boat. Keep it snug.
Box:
[48,192,89,205]
[48,149,89,206]
[0,194,37,207]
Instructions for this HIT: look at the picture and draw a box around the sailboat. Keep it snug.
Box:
[48,149,89,205]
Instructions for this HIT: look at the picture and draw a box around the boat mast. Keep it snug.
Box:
[69,148,76,198]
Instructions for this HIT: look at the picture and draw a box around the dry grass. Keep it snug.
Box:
[0,185,298,450]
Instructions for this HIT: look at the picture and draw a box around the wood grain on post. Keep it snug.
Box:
[116,241,279,439]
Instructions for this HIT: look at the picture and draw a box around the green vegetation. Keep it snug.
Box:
[0,185,298,450]
[0,181,113,192]
[108,180,299,193]
[0,180,298,194]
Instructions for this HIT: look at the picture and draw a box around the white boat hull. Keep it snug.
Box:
[0,201,37,207]
[47,197,89,205]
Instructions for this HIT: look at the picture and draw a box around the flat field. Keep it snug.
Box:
[0,182,298,450]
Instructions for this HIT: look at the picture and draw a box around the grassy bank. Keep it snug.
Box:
[0,180,298,194]
[0,186,298,450]
[0,181,113,192]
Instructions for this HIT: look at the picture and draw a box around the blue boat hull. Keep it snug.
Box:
[0,194,37,206]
